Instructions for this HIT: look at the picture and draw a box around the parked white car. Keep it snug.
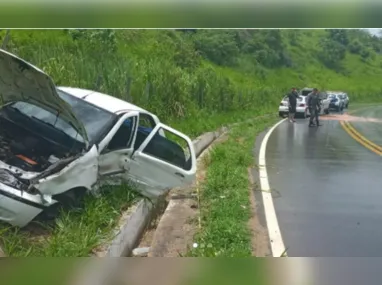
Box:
[0,49,197,227]
[318,91,331,114]
[338,92,349,108]
[278,95,309,118]
[278,88,330,118]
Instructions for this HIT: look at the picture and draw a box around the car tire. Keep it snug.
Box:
[279,112,284,118]
[38,188,87,222]
[324,108,329,115]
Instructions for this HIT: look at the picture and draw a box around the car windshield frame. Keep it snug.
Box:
[56,89,118,144]
[300,90,313,96]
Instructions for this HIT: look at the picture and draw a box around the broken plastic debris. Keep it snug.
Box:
[132,247,150,257]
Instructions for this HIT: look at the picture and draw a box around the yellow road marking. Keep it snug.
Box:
[345,122,382,152]
[340,120,382,156]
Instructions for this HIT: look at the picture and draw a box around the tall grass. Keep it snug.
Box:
[2,29,381,138]
[2,30,276,135]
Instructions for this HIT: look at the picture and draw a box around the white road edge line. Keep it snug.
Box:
[258,118,287,257]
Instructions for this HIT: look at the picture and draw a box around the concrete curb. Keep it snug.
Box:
[105,199,154,257]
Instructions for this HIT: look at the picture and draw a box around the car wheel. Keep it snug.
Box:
[38,188,87,222]
[324,108,329,115]
[279,112,284,118]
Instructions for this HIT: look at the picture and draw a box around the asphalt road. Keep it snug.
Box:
[266,106,382,257]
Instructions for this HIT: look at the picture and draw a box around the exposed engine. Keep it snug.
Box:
[0,118,75,173]
[0,135,52,172]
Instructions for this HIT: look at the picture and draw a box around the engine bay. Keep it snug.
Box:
[0,117,78,173]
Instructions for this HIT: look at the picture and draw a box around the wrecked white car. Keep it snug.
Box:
[0,49,197,227]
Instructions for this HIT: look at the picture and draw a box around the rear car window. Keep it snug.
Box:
[301,90,312,96]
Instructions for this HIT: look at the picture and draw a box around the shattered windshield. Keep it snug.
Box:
[57,90,117,143]
[9,101,86,143]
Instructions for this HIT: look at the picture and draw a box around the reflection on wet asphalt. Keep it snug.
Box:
[350,105,382,146]
[266,115,382,257]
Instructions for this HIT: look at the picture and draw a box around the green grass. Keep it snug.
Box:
[187,116,279,257]
[0,184,140,257]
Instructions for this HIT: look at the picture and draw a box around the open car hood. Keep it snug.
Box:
[0,49,88,145]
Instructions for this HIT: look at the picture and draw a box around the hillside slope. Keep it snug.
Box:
[1,29,381,135]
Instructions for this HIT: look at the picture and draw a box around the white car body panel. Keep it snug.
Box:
[57,87,147,114]
[279,93,330,116]
[0,181,51,226]
[34,145,99,196]
[279,96,310,116]
[0,52,197,227]
[127,123,196,198]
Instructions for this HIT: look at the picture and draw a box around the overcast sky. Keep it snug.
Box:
[365,28,381,37]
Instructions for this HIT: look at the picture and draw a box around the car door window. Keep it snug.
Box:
[140,126,192,171]
[105,116,137,152]
[134,113,157,150]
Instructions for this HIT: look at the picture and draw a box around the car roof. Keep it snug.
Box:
[57,86,152,115]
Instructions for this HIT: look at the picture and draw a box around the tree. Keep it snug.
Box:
[319,38,346,68]
[328,29,349,46]
[193,31,239,66]
[348,40,363,54]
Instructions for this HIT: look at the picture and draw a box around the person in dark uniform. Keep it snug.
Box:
[287,87,300,123]
[307,88,322,127]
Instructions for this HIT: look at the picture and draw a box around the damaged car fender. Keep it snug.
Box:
[33,145,99,196]
[33,111,140,197]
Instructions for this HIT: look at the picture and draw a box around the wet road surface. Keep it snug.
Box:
[349,105,382,146]
[266,107,382,257]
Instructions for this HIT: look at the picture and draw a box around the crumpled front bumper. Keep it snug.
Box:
[0,182,55,227]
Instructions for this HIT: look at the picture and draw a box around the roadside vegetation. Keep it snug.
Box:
[187,116,279,257]
[1,184,140,256]
[0,29,382,257]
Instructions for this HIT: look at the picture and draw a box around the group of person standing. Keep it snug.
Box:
[287,87,322,127]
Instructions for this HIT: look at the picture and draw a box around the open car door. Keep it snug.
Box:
[98,111,139,179]
[127,123,197,198]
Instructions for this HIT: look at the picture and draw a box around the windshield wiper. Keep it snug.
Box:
[30,116,84,143]
[30,116,71,136]
[31,116,55,127]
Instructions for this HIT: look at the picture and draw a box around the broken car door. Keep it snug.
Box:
[126,123,197,198]
[97,112,139,183]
